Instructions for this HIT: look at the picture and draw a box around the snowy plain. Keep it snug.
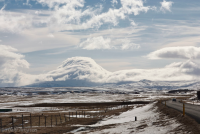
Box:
[0,87,195,134]
[72,103,181,134]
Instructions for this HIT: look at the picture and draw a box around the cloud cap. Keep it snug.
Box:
[147,46,200,60]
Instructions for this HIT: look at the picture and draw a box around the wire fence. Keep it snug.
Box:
[0,104,132,133]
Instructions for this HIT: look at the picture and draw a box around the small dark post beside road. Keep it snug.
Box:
[59,114,62,123]
[135,116,137,121]
[197,91,200,100]
[45,116,46,127]
[183,103,185,116]
[30,113,32,128]
[51,115,52,127]
[12,116,14,130]
[39,115,40,127]
[22,114,24,128]
[56,115,57,125]
[0,118,2,133]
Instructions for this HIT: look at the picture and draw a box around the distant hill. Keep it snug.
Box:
[26,57,200,89]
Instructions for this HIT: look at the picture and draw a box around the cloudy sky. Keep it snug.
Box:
[0,0,200,86]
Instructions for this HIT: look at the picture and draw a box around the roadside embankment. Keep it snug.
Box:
[156,102,200,134]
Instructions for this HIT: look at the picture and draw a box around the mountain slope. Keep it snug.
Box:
[26,57,200,88]
[27,57,111,87]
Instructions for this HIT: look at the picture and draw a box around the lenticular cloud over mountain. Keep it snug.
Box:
[0,45,200,87]
[26,56,199,87]
[47,57,111,83]
[0,54,200,87]
[0,55,200,87]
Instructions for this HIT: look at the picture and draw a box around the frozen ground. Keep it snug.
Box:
[0,91,191,113]
[71,103,181,134]
[0,87,195,133]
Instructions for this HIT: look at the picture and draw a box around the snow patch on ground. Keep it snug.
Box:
[76,103,180,134]
[92,104,155,126]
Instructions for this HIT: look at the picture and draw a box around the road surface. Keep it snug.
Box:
[165,100,200,123]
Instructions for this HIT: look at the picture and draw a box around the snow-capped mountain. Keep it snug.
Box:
[47,57,111,82]
[102,79,200,90]
[26,57,200,89]
[27,57,111,87]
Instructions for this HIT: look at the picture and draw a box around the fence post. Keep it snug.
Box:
[39,115,40,127]
[22,114,24,129]
[12,116,14,130]
[69,112,70,121]
[135,116,137,121]
[30,114,32,128]
[183,103,185,116]
[0,118,2,133]
[51,115,52,127]
[45,116,46,127]
[59,114,62,123]
[56,115,57,125]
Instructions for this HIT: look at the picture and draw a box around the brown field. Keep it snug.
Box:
[0,102,140,134]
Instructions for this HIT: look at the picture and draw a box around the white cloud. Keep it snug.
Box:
[147,46,200,60]
[111,0,118,7]
[1,55,200,86]
[81,0,150,29]
[9,28,79,52]
[36,0,84,8]
[130,19,137,26]
[0,45,54,86]
[120,0,150,15]
[160,0,173,12]
[23,0,31,6]
[35,0,151,31]
[0,45,29,69]
[42,57,199,85]
[166,60,200,76]
[0,7,32,33]
[47,33,55,38]
[121,39,140,50]
[79,36,112,50]
[0,45,30,86]
[1,4,5,11]
[35,10,42,15]
[47,57,111,83]
[79,36,141,50]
